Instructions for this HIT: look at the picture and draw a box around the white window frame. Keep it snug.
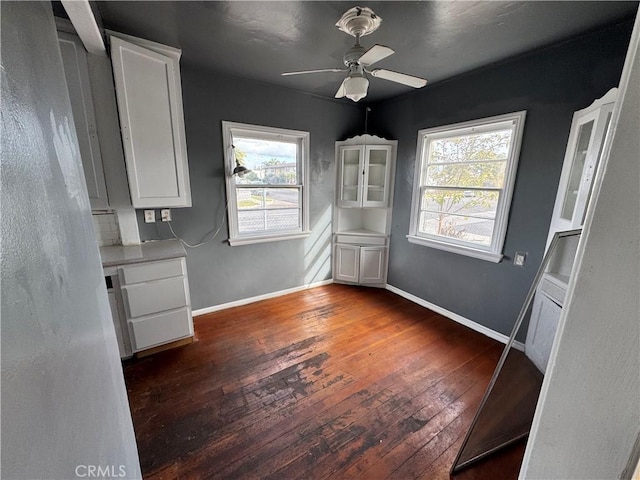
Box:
[222,121,310,246]
[407,111,526,263]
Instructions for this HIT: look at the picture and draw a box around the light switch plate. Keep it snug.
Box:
[144,210,155,223]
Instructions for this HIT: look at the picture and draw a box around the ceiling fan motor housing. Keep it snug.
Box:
[343,44,367,66]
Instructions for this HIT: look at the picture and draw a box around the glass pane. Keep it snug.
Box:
[238,210,265,233]
[419,211,495,246]
[238,209,300,233]
[560,120,594,220]
[265,209,300,230]
[236,188,299,211]
[428,129,512,164]
[342,149,361,204]
[233,136,298,185]
[582,113,611,225]
[426,161,507,188]
[421,188,499,220]
[236,188,301,234]
[367,150,387,187]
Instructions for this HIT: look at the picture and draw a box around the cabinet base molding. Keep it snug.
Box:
[136,336,193,358]
[385,284,525,351]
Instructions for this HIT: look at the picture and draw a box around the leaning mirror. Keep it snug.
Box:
[450,229,582,475]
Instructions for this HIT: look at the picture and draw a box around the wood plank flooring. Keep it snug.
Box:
[123,284,517,479]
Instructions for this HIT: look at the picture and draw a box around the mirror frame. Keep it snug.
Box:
[450,228,583,474]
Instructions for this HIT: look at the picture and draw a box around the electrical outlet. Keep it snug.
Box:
[514,252,527,266]
[144,210,156,223]
[161,209,172,222]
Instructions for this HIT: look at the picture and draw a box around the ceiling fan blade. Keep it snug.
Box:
[370,68,428,88]
[358,44,394,67]
[335,78,348,98]
[282,68,345,76]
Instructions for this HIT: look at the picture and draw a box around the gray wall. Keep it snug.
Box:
[1,2,141,478]
[369,20,633,336]
[522,14,639,478]
[137,67,364,309]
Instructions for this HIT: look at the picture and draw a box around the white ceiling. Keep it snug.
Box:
[93,1,638,102]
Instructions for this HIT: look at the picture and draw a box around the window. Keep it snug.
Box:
[222,121,310,246]
[408,111,526,262]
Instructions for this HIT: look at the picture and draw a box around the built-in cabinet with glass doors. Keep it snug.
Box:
[526,88,617,373]
[333,135,396,286]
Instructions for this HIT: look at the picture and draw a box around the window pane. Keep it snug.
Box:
[236,187,301,234]
[428,129,512,164]
[426,161,507,188]
[421,188,499,220]
[238,209,300,233]
[266,209,300,230]
[236,188,299,210]
[233,136,298,185]
[419,211,495,246]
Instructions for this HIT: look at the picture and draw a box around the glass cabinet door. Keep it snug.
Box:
[546,89,616,249]
[560,117,595,221]
[363,145,392,207]
[338,146,363,207]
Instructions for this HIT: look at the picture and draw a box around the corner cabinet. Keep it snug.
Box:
[546,88,617,246]
[333,135,397,287]
[526,89,617,373]
[110,33,191,208]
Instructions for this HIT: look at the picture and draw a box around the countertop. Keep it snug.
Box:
[100,239,186,268]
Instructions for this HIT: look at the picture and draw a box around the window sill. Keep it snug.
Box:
[406,235,503,263]
[229,231,311,247]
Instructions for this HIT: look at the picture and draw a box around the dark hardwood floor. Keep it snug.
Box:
[123,283,524,479]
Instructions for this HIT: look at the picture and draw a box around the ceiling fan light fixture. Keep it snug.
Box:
[344,75,369,102]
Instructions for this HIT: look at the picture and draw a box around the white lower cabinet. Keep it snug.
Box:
[119,257,193,352]
[526,291,563,373]
[334,243,387,285]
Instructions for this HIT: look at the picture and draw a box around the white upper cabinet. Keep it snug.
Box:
[58,32,109,209]
[110,35,191,208]
[547,88,616,246]
[337,143,393,208]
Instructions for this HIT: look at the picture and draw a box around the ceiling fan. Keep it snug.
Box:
[282,6,428,102]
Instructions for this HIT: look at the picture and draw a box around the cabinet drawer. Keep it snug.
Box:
[123,276,187,318]
[129,307,192,351]
[335,235,386,246]
[120,258,184,284]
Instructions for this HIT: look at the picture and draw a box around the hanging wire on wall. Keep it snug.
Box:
[165,180,229,249]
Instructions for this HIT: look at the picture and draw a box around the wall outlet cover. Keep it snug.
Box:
[161,209,172,222]
[514,252,527,266]
[144,210,156,223]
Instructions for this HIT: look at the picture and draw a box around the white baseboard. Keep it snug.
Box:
[192,279,334,317]
[386,284,525,351]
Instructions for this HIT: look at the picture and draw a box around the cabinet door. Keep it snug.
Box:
[362,145,392,208]
[359,246,387,284]
[525,293,562,374]
[110,36,191,208]
[334,244,360,283]
[548,92,616,244]
[58,33,109,209]
[337,146,364,207]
